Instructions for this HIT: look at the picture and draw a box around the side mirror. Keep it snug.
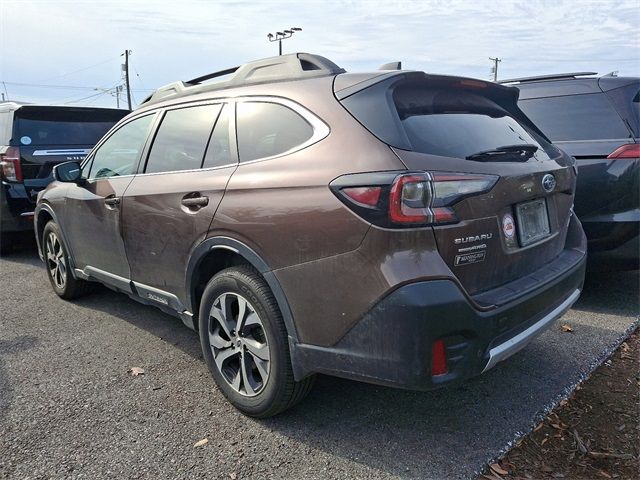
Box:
[54,161,83,183]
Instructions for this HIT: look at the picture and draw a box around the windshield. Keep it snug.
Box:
[13,107,128,146]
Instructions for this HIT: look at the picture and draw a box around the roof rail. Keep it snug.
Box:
[140,53,345,106]
[499,72,598,84]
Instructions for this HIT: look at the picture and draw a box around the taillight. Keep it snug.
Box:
[389,174,433,223]
[607,143,640,159]
[389,172,497,225]
[331,171,498,228]
[0,147,22,182]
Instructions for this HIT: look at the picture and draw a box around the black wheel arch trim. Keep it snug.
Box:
[186,236,299,343]
[34,203,78,276]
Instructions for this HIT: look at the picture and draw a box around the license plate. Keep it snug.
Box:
[515,198,550,247]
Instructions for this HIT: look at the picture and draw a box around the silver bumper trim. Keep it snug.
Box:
[482,288,581,373]
[20,211,35,217]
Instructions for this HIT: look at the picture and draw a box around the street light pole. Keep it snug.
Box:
[121,49,132,109]
[267,27,302,55]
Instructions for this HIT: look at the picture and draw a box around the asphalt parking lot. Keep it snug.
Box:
[0,247,638,480]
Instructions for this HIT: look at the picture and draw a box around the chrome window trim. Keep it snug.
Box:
[129,162,238,178]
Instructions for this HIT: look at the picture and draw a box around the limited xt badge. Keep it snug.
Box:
[455,251,486,266]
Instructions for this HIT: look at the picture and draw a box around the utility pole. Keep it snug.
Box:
[267,27,302,55]
[122,50,132,109]
[489,57,502,82]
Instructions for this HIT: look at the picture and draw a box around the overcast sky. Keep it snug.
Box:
[1,0,638,108]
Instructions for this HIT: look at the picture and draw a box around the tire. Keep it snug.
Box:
[42,221,91,299]
[198,265,314,417]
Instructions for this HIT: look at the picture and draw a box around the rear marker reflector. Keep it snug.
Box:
[431,339,448,376]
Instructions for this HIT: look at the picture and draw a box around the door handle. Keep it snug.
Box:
[104,196,121,207]
[181,196,209,208]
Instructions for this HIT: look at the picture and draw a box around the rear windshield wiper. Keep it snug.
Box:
[465,144,539,161]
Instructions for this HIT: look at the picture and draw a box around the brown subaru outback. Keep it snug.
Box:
[35,53,587,417]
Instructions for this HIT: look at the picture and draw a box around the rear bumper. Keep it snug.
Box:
[581,212,639,254]
[1,182,35,233]
[291,247,586,389]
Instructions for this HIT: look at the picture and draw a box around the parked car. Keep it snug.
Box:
[35,53,586,417]
[0,103,129,250]
[501,73,639,268]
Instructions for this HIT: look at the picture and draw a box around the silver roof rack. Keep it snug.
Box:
[499,72,598,84]
[140,53,345,106]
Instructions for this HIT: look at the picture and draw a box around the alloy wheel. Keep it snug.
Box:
[45,232,66,289]
[209,292,270,397]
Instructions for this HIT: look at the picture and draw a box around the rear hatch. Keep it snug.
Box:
[11,106,128,201]
[338,73,577,295]
[516,78,639,221]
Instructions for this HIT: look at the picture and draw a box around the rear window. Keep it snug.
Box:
[603,83,639,138]
[394,86,550,160]
[341,77,553,161]
[518,94,633,141]
[13,107,128,146]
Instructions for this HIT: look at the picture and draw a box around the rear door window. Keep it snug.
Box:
[236,102,313,162]
[518,94,632,141]
[145,104,221,174]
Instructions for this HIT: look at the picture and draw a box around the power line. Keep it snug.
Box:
[59,80,122,105]
[35,57,119,83]
[0,81,152,92]
[63,90,111,105]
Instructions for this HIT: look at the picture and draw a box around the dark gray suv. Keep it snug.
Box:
[35,54,586,417]
[502,73,639,268]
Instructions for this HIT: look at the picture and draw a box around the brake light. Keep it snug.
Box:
[431,339,448,376]
[0,147,22,182]
[607,143,640,159]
